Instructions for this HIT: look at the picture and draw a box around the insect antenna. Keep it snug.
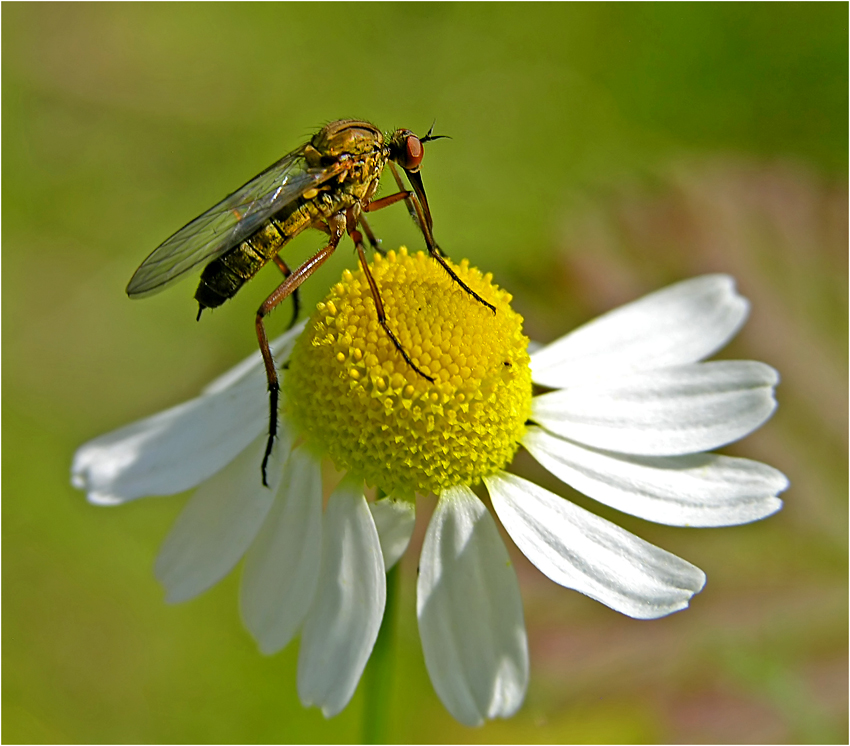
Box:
[420,120,450,144]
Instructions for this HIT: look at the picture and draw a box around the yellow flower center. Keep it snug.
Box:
[282,248,532,496]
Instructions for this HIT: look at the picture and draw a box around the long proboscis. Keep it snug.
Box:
[404,169,434,233]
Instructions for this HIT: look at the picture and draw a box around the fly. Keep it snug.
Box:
[126,119,495,485]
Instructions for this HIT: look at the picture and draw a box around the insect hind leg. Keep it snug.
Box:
[271,254,301,330]
[256,219,344,485]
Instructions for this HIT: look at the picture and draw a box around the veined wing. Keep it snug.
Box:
[126,147,344,297]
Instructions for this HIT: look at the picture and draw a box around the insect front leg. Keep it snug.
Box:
[387,164,495,314]
[256,215,345,485]
[359,187,418,256]
[387,162,426,236]
[365,188,414,213]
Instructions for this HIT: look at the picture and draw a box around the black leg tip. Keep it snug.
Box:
[260,438,274,488]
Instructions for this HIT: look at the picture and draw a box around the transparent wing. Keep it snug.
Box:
[126,146,343,297]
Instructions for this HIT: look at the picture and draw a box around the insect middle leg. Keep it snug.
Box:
[357,214,384,255]
[345,209,434,384]
[256,216,345,485]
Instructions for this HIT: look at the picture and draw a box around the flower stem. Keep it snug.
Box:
[361,562,400,744]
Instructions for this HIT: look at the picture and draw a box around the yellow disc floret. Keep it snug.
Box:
[283,248,532,496]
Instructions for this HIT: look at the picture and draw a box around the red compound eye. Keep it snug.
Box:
[404,135,424,170]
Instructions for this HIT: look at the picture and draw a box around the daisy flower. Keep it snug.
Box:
[72,248,788,727]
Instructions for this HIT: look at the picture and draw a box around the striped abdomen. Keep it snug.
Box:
[195,198,321,310]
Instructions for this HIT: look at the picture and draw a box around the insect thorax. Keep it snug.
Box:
[194,148,387,311]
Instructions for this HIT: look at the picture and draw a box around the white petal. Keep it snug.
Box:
[298,476,386,718]
[239,444,323,655]
[154,430,292,603]
[71,376,272,505]
[202,323,306,395]
[417,486,528,727]
[370,496,416,570]
[523,426,787,527]
[530,275,748,388]
[485,472,706,619]
[531,361,778,456]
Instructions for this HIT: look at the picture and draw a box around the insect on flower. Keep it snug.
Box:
[125,119,495,485]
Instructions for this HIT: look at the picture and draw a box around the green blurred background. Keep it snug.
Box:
[4,3,847,743]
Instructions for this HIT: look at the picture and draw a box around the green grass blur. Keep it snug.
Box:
[3,3,847,743]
